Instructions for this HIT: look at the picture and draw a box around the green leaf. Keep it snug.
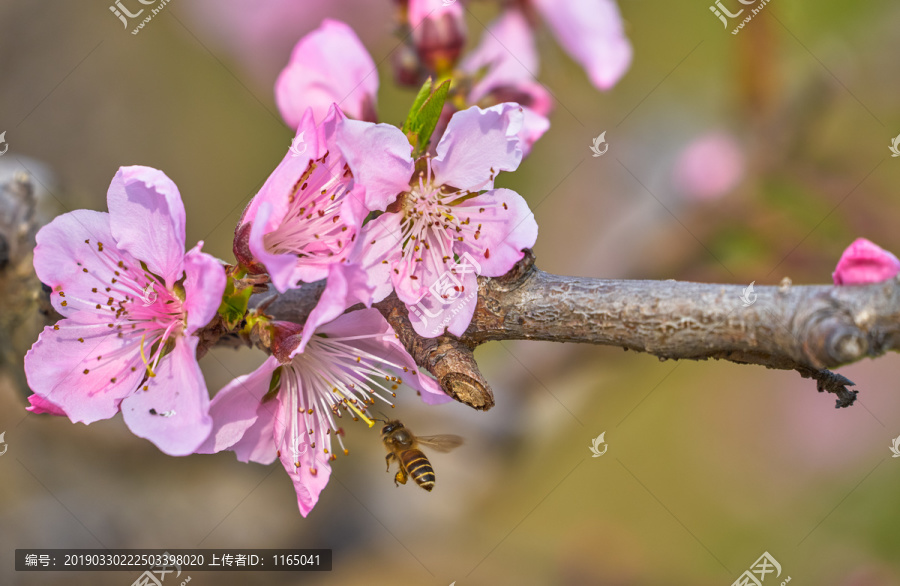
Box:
[402,78,434,135]
[216,274,253,331]
[263,366,283,403]
[402,78,451,155]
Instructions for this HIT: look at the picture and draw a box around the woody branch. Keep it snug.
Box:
[248,250,898,411]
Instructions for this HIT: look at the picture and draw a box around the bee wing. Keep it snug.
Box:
[416,434,464,452]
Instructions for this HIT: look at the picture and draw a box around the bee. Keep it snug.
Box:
[380,419,463,492]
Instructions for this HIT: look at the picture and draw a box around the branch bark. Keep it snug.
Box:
[246,250,898,410]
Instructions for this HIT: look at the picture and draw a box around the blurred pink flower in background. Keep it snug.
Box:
[524,0,633,91]
[832,238,900,285]
[673,132,745,201]
[462,8,552,155]
[275,19,379,128]
[180,0,387,85]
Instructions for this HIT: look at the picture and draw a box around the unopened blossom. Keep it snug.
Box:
[408,0,467,73]
[24,166,226,456]
[199,309,449,516]
[461,8,551,155]
[236,105,412,294]
[340,103,538,337]
[833,238,900,285]
[275,19,379,128]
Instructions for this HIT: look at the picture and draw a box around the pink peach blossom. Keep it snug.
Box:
[24,166,226,456]
[198,309,449,516]
[343,104,539,337]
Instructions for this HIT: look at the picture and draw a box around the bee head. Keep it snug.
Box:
[380,419,403,435]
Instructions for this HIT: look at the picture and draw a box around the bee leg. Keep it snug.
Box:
[394,469,408,487]
[385,453,395,472]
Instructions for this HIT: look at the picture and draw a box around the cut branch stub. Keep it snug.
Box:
[375,294,494,410]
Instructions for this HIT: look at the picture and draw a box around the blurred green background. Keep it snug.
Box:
[2,0,900,584]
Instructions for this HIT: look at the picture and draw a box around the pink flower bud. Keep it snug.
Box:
[409,0,467,74]
[833,238,900,285]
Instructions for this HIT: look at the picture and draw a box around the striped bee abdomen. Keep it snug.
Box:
[401,449,435,491]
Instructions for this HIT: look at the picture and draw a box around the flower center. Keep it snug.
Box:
[54,238,187,389]
[262,154,356,267]
[276,333,413,475]
[393,157,490,287]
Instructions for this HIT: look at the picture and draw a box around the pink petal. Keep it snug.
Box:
[241,109,319,227]
[336,118,414,211]
[107,166,187,287]
[453,187,538,276]
[519,107,550,157]
[275,19,378,128]
[247,202,308,292]
[231,402,278,465]
[833,238,900,285]
[295,262,376,354]
[317,309,450,404]
[24,320,146,424]
[463,9,540,97]
[462,9,553,154]
[120,336,213,456]
[182,242,227,334]
[531,0,632,90]
[409,268,478,340]
[26,394,67,416]
[273,393,332,517]
[32,209,126,320]
[357,211,405,303]
[432,104,524,190]
[197,356,280,455]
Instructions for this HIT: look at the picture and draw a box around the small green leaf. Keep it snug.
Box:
[263,366,283,403]
[402,78,451,155]
[402,77,434,135]
[216,274,254,331]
